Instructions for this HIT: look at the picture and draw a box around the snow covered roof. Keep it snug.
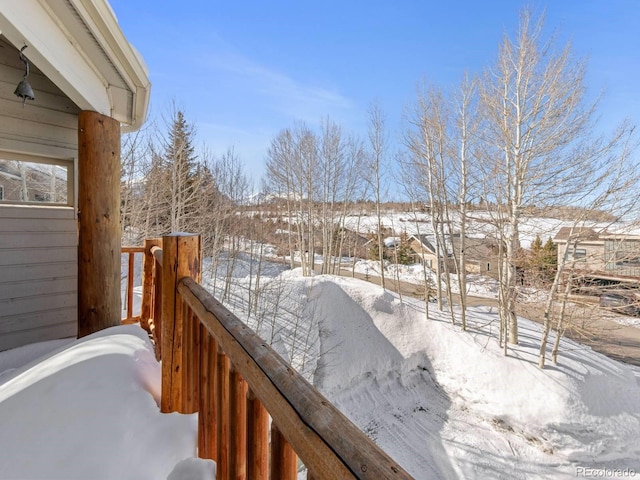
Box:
[0,0,150,131]
[384,236,400,248]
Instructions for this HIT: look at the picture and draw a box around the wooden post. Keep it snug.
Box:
[77,110,121,338]
[230,368,248,480]
[160,233,201,413]
[217,353,231,480]
[182,303,200,414]
[247,390,269,480]
[141,238,161,330]
[270,425,297,480]
[152,247,163,358]
[126,251,135,321]
[199,330,218,460]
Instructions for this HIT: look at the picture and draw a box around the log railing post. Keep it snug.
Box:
[230,368,248,480]
[247,390,269,480]
[183,303,200,414]
[141,238,161,330]
[217,353,231,480]
[160,233,201,413]
[152,247,163,358]
[199,330,218,460]
[270,425,297,480]
[126,251,135,321]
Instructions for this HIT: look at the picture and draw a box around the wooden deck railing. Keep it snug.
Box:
[123,234,413,480]
[121,246,144,324]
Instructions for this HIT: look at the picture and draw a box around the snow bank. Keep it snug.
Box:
[0,325,201,480]
[273,271,640,477]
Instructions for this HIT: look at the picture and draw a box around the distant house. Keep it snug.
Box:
[553,227,640,287]
[451,234,500,278]
[408,233,499,277]
[340,229,370,258]
[408,234,458,272]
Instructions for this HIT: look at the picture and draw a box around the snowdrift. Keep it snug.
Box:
[0,325,208,480]
[271,272,640,478]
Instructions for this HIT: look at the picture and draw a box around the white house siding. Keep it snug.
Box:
[0,205,77,351]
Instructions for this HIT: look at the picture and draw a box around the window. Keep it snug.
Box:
[0,153,73,206]
[34,193,51,202]
[571,248,587,260]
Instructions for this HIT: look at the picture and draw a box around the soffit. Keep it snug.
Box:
[0,0,150,130]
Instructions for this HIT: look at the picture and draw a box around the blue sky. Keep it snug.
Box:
[110,1,640,187]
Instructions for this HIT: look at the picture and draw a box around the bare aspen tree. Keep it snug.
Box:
[405,84,451,311]
[120,127,151,245]
[17,161,28,201]
[366,102,389,289]
[451,74,479,330]
[265,129,297,269]
[478,8,613,345]
[296,125,319,276]
[265,123,319,276]
[331,135,365,275]
[199,147,250,299]
[396,153,434,319]
[318,118,348,275]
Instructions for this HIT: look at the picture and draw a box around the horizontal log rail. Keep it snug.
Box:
[131,235,413,480]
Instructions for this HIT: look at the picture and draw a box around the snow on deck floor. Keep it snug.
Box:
[0,325,213,480]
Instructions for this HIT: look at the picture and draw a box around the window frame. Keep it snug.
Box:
[0,151,75,207]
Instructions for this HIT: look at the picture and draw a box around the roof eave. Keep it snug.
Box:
[0,0,150,131]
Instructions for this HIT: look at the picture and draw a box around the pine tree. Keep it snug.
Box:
[542,237,558,275]
[396,230,413,265]
[164,110,199,232]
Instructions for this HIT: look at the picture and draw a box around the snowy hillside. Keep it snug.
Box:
[2,270,640,479]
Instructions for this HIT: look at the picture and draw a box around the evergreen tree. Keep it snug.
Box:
[368,231,384,261]
[531,235,543,255]
[542,237,558,273]
[527,235,557,286]
[163,110,199,232]
[396,230,413,265]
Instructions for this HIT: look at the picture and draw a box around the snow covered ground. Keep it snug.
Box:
[2,257,640,479]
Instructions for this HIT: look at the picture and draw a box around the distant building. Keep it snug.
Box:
[408,233,499,277]
[552,227,640,289]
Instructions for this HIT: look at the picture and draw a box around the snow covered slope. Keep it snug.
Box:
[268,272,640,479]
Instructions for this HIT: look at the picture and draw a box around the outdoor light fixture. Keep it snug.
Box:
[14,45,35,105]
